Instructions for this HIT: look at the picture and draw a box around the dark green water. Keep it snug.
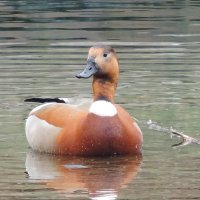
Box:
[0,1,199,199]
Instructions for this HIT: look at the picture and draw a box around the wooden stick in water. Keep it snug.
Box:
[135,118,200,147]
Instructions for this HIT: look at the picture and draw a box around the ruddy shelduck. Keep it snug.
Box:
[25,45,143,156]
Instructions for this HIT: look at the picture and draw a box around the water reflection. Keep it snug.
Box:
[26,151,142,200]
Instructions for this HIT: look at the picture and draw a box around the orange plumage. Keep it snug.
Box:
[25,45,143,156]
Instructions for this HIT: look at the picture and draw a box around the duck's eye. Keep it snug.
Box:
[103,53,108,58]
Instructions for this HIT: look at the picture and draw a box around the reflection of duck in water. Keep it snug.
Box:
[25,45,143,156]
[26,151,142,200]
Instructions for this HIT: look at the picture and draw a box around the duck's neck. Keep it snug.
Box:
[92,77,118,103]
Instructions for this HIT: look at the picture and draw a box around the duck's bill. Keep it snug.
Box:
[76,59,98,79]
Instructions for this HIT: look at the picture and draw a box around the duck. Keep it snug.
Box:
[25,45,143,156]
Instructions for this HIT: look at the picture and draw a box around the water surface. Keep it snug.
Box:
[0,1,200,199]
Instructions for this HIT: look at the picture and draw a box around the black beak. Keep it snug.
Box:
[76,58,98,79]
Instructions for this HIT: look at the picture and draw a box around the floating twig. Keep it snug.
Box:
[170,128,200,147]
[134,118,200,147]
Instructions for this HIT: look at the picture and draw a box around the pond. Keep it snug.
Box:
[0,0,199,199]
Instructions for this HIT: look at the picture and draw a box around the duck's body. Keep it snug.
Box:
[25,45,143,156]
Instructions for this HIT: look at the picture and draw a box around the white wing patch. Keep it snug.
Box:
[59,98,70,103]
[25,115,61,153]
[89,100,117,117]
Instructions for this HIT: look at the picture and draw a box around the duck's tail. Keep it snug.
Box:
[24,97,69,104]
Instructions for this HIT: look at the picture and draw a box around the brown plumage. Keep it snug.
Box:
[25,45,143,156]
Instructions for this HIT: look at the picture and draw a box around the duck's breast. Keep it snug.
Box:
[75,108,142,156]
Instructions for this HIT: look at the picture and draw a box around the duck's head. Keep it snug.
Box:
[76,45,119,82]
[76,45,119,102]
